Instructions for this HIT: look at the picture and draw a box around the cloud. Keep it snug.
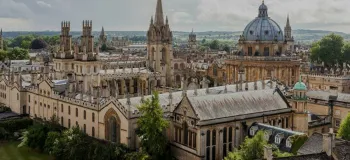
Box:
[36,1,52,8]
[0,0,33,19]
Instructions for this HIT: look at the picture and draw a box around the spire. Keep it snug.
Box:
[150,16,154,25]
[286,14,291,27]
[101,26,105,35]
[166,16,168,24]
[154,0,164,26]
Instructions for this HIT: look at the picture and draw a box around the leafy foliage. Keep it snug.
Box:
[0,49,7,62]
[21,124,50,151]
[0,118,33,133]
[337,113,350,141]
[31,39,48,49]
[0,127,10,140]
[137,91,169,159]
[290,134,308,154]
[310,33,346,67]
[101,43,107,52]
[7,47,30,60]
[44,131,61,154]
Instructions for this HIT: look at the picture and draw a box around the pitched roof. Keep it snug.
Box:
[297,132,324,155]
[187,89,290,121]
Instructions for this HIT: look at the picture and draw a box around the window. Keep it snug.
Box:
[183,122,188,145]
[61,104,63,112]
[84,110,86,119]
[286,137,292,148]
[250,126,258,136]
[275,135,282,144]
[335,119,341,127]
[83,124,86,133]
[28,95,31,102]
[264,47,269,56]
[248,47,253,56]
[17,93,19,100]
[286,117,289,128]
[223,127,227,157]
[76,108,78,117]
[92,127,95,137]
[228,127,233,151]
[206,130,211,160]
[68,119,71,128]
[68,106,71,115]
[92,113,95,122]
[212,130,216,160]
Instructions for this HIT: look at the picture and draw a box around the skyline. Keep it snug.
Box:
[0,0,350,33]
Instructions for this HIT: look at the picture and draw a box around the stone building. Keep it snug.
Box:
[188,29,197,50]
[225,1,300,86]
[147,0,174,87]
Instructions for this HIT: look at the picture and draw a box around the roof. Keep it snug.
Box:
[333,141,350,160]
[297,132,324,155]
[273,152,329,160]
[293,82,307,90]
[187,89,290,121]
[307,90,348,103]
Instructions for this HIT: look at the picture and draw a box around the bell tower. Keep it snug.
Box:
[291,76,308,133]
[188,29,197,49]
[147,0,174,87]
[284,15,294,52]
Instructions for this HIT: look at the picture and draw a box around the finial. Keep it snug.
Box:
[166,16,168,24]
[299,74,302,83]
[262,0,265,4]
[150,16,153,24]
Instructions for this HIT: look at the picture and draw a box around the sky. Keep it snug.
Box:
[0,0,350,33]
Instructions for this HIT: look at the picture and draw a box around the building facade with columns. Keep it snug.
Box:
[225,1,300,87]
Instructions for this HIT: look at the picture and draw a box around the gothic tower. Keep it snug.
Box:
[54,21,73,79]
[60,21,72,54]
[188,29,197,49]
[99,26,107,46]
[147,0,174,87]
[284,15,294,52]
[291,76,308,133]
[0,29,3,50]
[80,20,94,53]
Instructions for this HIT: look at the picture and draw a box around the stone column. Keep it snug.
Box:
[219,128,224,160]
[129,79,134,94]
[121,79,125,96]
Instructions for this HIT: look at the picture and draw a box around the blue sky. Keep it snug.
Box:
[0,0,349,33]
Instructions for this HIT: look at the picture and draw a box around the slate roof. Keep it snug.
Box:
[333,141,350,160]
[307,90,350,103]
[273,153,329,160]
[297,132,324,155]
[187,89,290,121]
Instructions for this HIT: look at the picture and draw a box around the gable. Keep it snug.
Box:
[39,80,53,90]
[174,96,198,120]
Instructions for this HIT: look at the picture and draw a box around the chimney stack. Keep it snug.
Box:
[322,128,335,157]
[263,145,273,160]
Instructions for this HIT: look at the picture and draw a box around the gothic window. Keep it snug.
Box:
[68,106,71,115]
[228,127,233,151]
[84,110,86,119]
[76,108,78,117]
[180,63,185,70]
[264,47,270,56]
[161,48,166,64]
[108,116,119,143]
[28,95,30,102]
[183,122,189,145]
[212,130,216,160]
[61,104,63,113]
[248,47,253,56]
[286,117,289,128]
[223,127,227,157]
[206,130,211,160]
[174,63,179,70]
[92,113,95,122]
[92,127,95,137]
[286,137,292,148]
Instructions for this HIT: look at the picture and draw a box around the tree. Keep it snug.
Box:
[225,131,267,160]
[209,40,220,50]
[343,42,350,63]
[0,49,7,61]
[337,113,350,140]
[31,39,48,49]
[223,44,230,53]
[137,91,169,159]
[310,33,344,67]
[7,47,29,60]
[101,44,107,52]
[44,131,61,154]
[21,40,31,49]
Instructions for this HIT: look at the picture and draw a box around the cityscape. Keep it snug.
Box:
[0,0,350,160]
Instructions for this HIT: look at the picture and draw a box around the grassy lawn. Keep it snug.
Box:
[0,141,54,160]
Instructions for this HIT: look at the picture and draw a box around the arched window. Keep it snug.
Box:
[206,130,211,160]
[180,63,185,70]
[61,104,63,112]
[84,110,86,119]
[183,122,189,145]
[264,47,270,56]
[68,106,71,115]
[174,63,179,70]
[248,47,253,56]
[212,130,216,160]
[92,113,95,122]
[286,137,292,148]
[161,48,166,64]
[108,116,119,143]
[92,127,95,137]
[76,108,78,117]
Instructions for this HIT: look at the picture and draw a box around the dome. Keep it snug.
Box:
[293,76,307,90]
[242,1,284,41]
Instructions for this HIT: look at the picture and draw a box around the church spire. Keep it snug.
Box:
[101,26,105,36]
[286,14,291,27]
[154,0,164,26]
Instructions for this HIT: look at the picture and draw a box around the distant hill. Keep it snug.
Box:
[2,29,349,44]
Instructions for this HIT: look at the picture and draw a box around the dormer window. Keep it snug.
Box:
[275,133,284,144]
[250,126,258,136]
[265,30,269,35]
[286,137,292,148]
[264,130,272,141]
[250,31,254,35]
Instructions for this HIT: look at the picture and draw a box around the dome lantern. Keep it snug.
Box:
[293,75,307,91]
[258,0,268,17]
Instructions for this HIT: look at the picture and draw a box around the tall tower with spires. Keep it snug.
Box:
[0,29,3,50]
[284,15,294,52]
[147,0,174,87]
[188,29,197,49]
[99,26,107,46]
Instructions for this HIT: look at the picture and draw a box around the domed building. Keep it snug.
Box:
[225,1,300,86]
[238,0,294,56]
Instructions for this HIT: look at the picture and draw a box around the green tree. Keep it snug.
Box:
[223,44,230,53]
[18,124,50,151]
[0,49,7,61]
[225,131,267,160]
[7,47,29,60]
[44,131,61,154]
[31,39,48,49]
[209,40,220,50]
[337,113,350,140]
[343,42,350,63]
[21,40,31,49]
[101,44,107,52]
[137,91,169,159]
[310,33,344,67]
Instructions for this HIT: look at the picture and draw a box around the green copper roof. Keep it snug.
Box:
[293,75,307,90]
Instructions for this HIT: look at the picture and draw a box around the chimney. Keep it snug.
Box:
[322,128,335,157]
[263,145,273,160]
